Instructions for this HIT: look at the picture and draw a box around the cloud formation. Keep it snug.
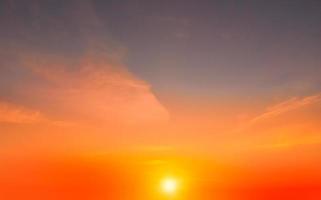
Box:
[0,0,170,156]
[0,101,44,124]
[19,53,169,125]
[0,0,169,128]
[250,94,321,125]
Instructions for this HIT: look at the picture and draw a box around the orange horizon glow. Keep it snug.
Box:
[1,0,321,199]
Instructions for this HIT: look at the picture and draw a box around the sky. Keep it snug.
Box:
[1,0,321,199]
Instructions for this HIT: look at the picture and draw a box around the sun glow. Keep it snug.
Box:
[161,177,178,195]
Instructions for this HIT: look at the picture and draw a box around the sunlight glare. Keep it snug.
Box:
[161,177,178,195]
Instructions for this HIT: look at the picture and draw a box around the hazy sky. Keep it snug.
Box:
[1,1,321,199]
[1,0,321,157]
[101,0,321,99]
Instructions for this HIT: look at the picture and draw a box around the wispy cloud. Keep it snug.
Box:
[0,0,169,127]
[250,94,321,125]
[20,53,169,125]
[258,135,321,150]
[0,101,44,123]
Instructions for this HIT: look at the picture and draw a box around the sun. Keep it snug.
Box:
[161,177,178,195]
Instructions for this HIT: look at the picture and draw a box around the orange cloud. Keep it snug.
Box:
[0,52,170,154]
[250,93,321,125]
[20,53,169,125]
[0,0,169,153]
[0,101,44,124]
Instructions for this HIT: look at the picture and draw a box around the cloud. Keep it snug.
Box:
[231,93,321,148]
[250,94,321,125]
[259,135,321,150]
[19,53,169,125]
[0,101,44,124]
[0,0,170,153]
[0,0,169,127]
[230,93,321,153]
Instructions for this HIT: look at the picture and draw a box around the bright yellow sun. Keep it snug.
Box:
[161,177,178,195]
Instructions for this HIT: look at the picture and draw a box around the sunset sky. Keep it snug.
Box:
[1,0,321,199]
